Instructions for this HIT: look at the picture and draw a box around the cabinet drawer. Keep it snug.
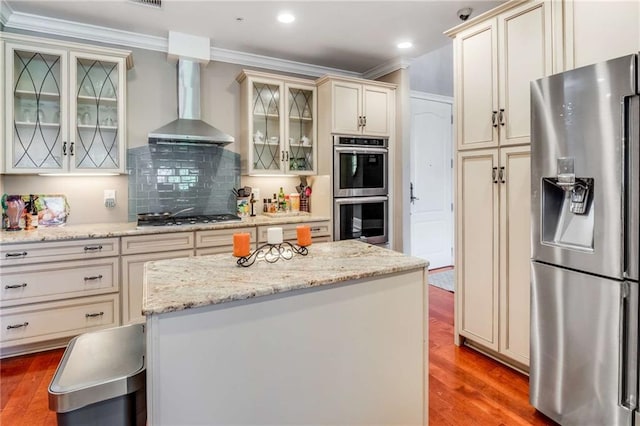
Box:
[0,257,119,308]
[257,221,331,243]
[0,238,119,267]
[121,232,194,255]
[195,227,257,248]
[0,294,119,346]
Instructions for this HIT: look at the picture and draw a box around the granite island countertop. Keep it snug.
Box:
[0,214,330,244]
[143,240,428,316]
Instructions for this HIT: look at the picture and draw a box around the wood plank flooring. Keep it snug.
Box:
[1,286,555,425]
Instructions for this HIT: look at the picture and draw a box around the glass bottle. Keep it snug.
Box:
[278,187,286,212]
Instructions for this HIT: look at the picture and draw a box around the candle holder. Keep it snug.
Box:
[237,241,308,267]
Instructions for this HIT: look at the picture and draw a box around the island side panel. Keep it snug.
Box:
[146,268,426,425]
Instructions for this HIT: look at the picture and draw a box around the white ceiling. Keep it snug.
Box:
[3,0,503,74]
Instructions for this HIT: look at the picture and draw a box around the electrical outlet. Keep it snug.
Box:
[104,189,116,208]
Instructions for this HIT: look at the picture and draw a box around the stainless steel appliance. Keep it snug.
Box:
[333,135,388,197]
[530,54,640,425]
[333,135,389,245]
[137,213,241,227]
[334,196,388,245]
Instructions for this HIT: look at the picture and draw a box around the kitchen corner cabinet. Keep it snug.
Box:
[456,146,530,367]
[451,0,552,150]
[1,33,131,174]
[316,76,394,137]
[237,70,317,176]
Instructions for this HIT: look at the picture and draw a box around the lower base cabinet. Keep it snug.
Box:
[121,249,194,324]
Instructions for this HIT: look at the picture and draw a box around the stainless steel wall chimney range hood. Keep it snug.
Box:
[148,59,234,145]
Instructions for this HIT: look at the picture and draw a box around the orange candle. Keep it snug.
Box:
[296,225,312,247]
[233,233,251,257]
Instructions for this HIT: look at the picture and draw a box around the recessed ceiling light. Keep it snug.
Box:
[397,41,413,49]
[277,12,295,24]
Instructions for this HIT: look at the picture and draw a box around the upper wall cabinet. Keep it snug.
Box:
[449,0,553,150]
[2,33,132,174]
[236,70,317,176]
[316,76,394,137]
[562,0,640,70]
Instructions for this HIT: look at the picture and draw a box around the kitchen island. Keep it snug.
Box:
[143,240,428,425]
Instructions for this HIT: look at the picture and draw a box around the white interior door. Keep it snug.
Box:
[409,93,453,269]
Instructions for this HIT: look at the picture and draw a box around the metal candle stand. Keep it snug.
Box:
[237,241,308,267]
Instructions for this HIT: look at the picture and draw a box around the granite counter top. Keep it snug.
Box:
[0,215,330,244]
[143,240,428,316]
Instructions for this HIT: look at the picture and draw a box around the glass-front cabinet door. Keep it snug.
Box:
[71,53,126,172]
[238,70,317,176]
[286,83,316,175]
[4,34,130,174]
[7,44,68,172]
[250,79,284,174]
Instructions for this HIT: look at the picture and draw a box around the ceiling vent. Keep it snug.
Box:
[128,0,162,9]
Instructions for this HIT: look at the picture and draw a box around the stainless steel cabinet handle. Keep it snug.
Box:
[63,141,67,155]
[492,111,498,128]
[499,166,505,183]
[7,322,28,330]
[5,251,27,258]
[492,167,498,183]
[4,283,27,289]
[499,109,505,126]
[83,245,103,252]
[85,312,104,318]
[84,275,103,281]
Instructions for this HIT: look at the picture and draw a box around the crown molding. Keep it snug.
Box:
[362,57,412,80]
[5,10,167,52]
[211,46,360,78]
[3,8,360,78]
[0,0,13,27]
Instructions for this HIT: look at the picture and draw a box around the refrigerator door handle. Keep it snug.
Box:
[620,281,638,410]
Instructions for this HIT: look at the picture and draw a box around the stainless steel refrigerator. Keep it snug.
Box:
[530,54,640,425]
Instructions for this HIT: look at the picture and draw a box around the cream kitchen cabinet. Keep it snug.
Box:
[0,238,120,357]
[121,232,194,324]
[456,146,531,368]
[196,226,256,256]
[562,0,640,70]
[316,76,394,137]
[257,221,331,244]
[447,0,553,150]
[1,32,131,174]
[237,70,317,176]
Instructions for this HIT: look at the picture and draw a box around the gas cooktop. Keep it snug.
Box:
[137,213,242,227]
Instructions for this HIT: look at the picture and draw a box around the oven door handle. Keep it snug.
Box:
[334,146,388,154]
[334,196,389,205]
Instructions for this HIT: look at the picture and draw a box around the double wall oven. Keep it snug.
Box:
[333,135,389,245]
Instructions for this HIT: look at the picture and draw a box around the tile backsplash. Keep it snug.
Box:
[127,144,240,220]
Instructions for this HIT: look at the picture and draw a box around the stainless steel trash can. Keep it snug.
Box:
[48,323,146,426]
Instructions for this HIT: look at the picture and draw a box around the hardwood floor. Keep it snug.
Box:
[1,286,555,425]
[429,285,556,425]
[1,347,62,425]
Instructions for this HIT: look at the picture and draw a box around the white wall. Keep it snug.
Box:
[409,43,453,97]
